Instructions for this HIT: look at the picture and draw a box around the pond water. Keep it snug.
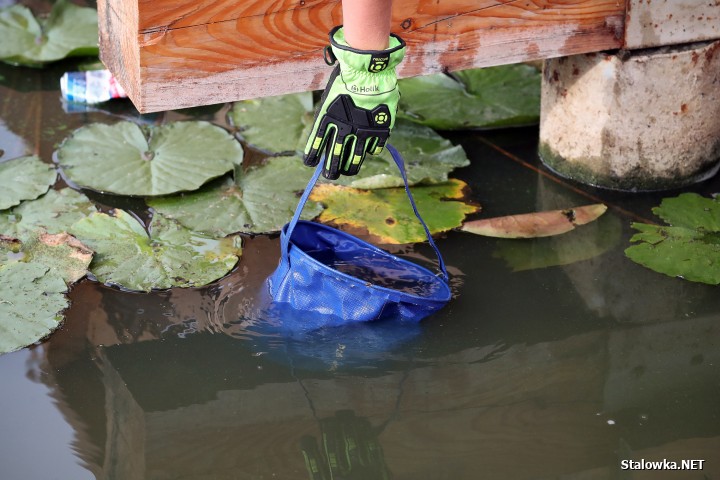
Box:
[1,55,720,480]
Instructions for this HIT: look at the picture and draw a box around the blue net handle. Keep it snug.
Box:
[281,144,450,282]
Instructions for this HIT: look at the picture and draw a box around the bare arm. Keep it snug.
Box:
[342,0,392,50]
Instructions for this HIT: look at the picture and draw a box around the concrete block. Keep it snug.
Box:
[539,40,720,191]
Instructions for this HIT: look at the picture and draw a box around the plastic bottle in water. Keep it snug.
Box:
[60,70,127,104]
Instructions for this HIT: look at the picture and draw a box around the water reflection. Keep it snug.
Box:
[0,118,29,159]
[33,269,720,479]
[301,410,394,479]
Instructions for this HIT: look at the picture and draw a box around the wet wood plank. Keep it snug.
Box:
[99,0,625,112]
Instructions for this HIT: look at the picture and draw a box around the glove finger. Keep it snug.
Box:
[339,135,359,176]
[300,436,330,480]
[323,138,345,180]
[303,119,335,167]
[320,417,348,475]
[368,132,389,156]
[341,134,369,177]
[324,126,354,180]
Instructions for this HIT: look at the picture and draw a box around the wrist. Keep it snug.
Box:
[329,26,405,74]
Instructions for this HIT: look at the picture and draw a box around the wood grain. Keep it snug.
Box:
[100,0,625,112]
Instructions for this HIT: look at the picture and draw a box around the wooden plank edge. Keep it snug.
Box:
[133,21,622,113]
[98,0,143,111]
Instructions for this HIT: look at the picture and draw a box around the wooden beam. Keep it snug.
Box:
[99,0,626,113]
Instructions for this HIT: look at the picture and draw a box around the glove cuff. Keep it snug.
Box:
[329,25,406,73]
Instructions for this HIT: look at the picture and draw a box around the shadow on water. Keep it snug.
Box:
[1,57,720,479]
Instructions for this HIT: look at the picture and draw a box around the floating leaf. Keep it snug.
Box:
[495,212,622,271]
[461,204,607,238]
[230,90,469,188]
[70,209,242,291]
[1,231,92,284]
[148,156,322,235]
[0,262,68,354]
[0,1,99,66]
[330,120,469,189]
[0,155,56,210]
[0,188,97,241]
[398,65,541,130]
[57,121,243,196]
[230,92,314,154]
[625,193,720,285]
[311,180,478,244]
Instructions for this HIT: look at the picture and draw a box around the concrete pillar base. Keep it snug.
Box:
[539,40,720,191]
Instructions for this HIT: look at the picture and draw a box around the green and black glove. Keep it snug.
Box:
[303,26,406,180]
[300,410,391,480]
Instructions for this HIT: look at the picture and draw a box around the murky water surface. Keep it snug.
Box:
[2,54,720,480]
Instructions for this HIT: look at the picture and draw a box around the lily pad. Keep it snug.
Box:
[0,1,99,67]
[148,156,323,235]
[397,65,541,130]
[0,261,69,354]
[462,204,607,238]
[0,188,97,241]
[69,209,242,291]
[57,121,243,196]
[230,90,469,188]
[0,155,57,210]
[330,120,469,189]
[310,180,479,244]
[1,231,93,284]
[625,193,720,285]
[230,92,314,154]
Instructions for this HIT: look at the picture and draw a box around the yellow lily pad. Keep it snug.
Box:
[310,180,479,244]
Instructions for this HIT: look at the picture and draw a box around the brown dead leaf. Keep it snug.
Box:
[461,204,607,238]
[39,232,93,265]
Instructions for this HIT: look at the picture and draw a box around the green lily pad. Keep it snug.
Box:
[69,209,242,291]
[310,180,479,244]
[148,156,323,235]
[330,120,469,189]
[625,193,720,285]
[230,91,314,154]
[0,1,99,67]
[397,65,541,130]
[231,89,470,189]
[0,155,57,210]
[0,188,97,241]
[0,261,69,355]
[57,121,243,196]
[1,231,93,284]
